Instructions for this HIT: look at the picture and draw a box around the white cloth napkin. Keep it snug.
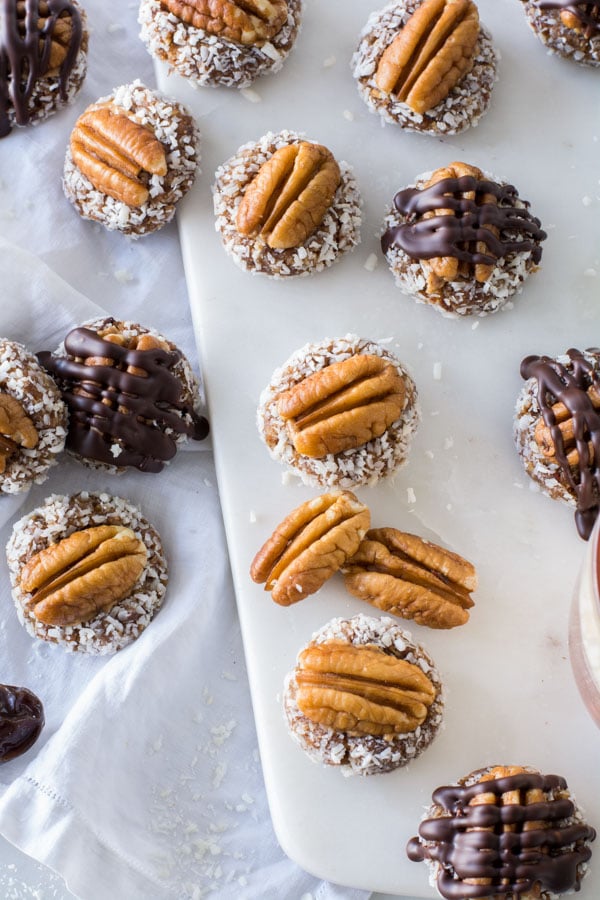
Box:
[0,0,372,896]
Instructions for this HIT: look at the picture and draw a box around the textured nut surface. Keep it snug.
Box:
[0,393,39,474]
[561,6,600,34]
[15,0,77,74]
[374,0,479,115]
[250,491,370,605]
[534,382,600,469]
[160,0,288,45]
[236,141,341,250]
[19,525,148,627]
[343,527,476,628]
[295,639,437,737]
[70,105,167,207]
[276,354,407,458]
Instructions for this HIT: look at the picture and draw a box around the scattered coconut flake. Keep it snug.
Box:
[584,268,597,277]
[582,195,593,206]
[113,268,134,283]
[424,449,435,459]
[364,252,379,271]
[249,509,257,523]
[343,109,355,121]
[407,487,416,504]
[444,436,454,450]
[107,22,124,33]
[472,320,480,330]
[323,55,336,68]
[432,361,443,380]
[240,88,262,103]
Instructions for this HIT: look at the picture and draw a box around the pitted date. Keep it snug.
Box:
[0,684,44,763]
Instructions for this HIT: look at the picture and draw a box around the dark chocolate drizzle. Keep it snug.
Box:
[381,175,546,268]
[38,325,209,473]
[536,2,600,38]
[0,684,44,762]
[521,348,600,540]
[407,771,596,899]
[0,0,83,137]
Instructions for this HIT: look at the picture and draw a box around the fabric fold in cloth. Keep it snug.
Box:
[0,246,370,899]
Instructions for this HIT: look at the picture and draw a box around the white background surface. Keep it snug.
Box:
[0,0,598,898]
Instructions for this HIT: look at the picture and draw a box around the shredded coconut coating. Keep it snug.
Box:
[7,492,168,655]
[519,1,600,67]
[63,80,200,237]
[283,614,444,776]
[0,340,67,494]
[414,765,593,900]
[213,130,362,278]
[43,316,203,475]
[351,0,499,136]
[382,170,544,318]
[257,335,420,488]
[2,2,88,135]
[513,349,600,507]
[138,0,303,88]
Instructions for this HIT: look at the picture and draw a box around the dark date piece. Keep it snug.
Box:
[0,684,44,762]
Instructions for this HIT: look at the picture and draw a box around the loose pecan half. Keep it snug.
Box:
[70,105,167,207]
[19,525,148,626]
[343,527,476,629]
[161,0,288,46]
[250,491,370,606]
[374,0,479,115]
[276,354,406,458]
[236,141,341,250]
[295,639,437,737]
[0,393,39,474]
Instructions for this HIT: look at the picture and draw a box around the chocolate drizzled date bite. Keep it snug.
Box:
[519,1,600,66]
[408,765,596,899]
[38,318,208,474]
[0,684,44,762]
[63,81,199,236]
[283,614,444,776]
[381,161,547,317]
[138,0,303,89]
[352,0,498,136]
[515,348,600,540]
[7,492,168,654]
[213,130,361,278]
[0,0,88,138]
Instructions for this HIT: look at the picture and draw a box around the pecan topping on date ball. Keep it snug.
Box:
[0,684,45,763]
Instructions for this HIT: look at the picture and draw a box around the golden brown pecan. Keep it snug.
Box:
[161,0,288,45]
[250,491,370,606]
[0,393,39,474]
[70,105,167,207]
[20,525,148,626]
[374,0,479,115]
[295,639,437,737]
[534,382,600,469]
[561,6,600,34]
[276,354,406,458]
[343,527,476,629]
[16,0,77,73]
[236,141,341,250]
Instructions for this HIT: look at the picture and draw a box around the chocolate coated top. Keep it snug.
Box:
[536,1,600,38]
[0,0,83,137]
[521,348,600,540]
[0,683,44,762]
[39,325,209,473]
[407,771,596,899]
[381,175,546,267]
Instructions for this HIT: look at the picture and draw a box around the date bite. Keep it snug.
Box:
[0,684,44,763]
[138,0,303,89]
[213,130,362,278]
[7,491,168,654]
[38,317,209,475]
[519,1,600,66]
[257,335,419,487]
[381,161,547,317]
[0,0,88,138]
[352,0,498,136]
[408,765,596,899]
[283,614,444,776]
[515,347,600,540]
[63,80,199,236]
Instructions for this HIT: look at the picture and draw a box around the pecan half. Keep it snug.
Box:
[374,0,479,115]
[295,639,437,737]
[0,393,39,474]
[250,491,370,606]
[161,0,288,46]
[236,141,341,250]
[276,354,406,458]
[16,0,77,74]
[534,382,600,470]
[19,525,148,626]
[343,527,476,629]
[70,105,167,207]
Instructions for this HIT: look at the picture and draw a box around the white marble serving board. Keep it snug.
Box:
[156,0,600,894]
